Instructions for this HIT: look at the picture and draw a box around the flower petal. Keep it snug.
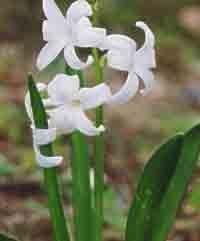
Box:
[64,45,93,70]
[135,21,156,69]
[43,0,65,23]
[32,127,57,146]
[136,68,155,95]
[66,0,92,24]
[43,20,53,41]
[34,144,63,168]
[107,71,139,105]
[36,41,64,70]
[73,108,105,136]
[79,83,112,110]
[101,34,136,52]
[47,74,80,104]
[104,34,136,71]
[75,17,107,48]
[134,22,156,95]
[48,106,75,134]
[107,49,132,71]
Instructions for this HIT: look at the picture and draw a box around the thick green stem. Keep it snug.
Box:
[66,66,92,241]
[91,2,105,240]
[28,75,70,241]
[71,132,92,241]
[93,50,104,241]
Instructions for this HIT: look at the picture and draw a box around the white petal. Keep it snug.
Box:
[36,41,64,70]
[43,20,52,41]
[76,16,92,28]
[42,19,68,42]
[64,45,93,70]
[107,71,139,105]
[42,20,60,41]
[34,144,63,168]
[133,22,156,94]
[66,0,92,24]
[104,34,136,71]
[135,21,156,69]
[48,74,80,104]
[101,34,136,52]
[136,68,155,95]
[75,17,107,48]
[73,108,105,136]
[43,0,65,23]
[32,128,57,146]
[48,106,75,134]
[37,82,47,92]
[79,83,112,110]
[107,50,131,71]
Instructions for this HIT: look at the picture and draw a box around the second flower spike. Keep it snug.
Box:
[37,0,106,70]
[42,74,112,136]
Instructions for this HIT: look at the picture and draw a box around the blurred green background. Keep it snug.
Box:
[1,0,200,241]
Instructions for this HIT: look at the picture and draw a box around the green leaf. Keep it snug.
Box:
[125,124,200,241]
[187,178,200,211]
[151,124,200,241]
[27,74,70,241]
[0,233,19,241]
[125,134,184,241]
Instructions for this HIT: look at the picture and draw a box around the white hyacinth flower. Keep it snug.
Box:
[25,84,63,168]
[101,21,156,105]
[37,0,106,70]
[43,74,112,136]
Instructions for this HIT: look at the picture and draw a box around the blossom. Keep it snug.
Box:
[42,74,112,136]
[37,0,106,70]
[25,85,63,168]
[101,21,156,105]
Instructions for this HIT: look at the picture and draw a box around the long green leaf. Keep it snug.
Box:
[125,134,184,241]
[151,123,200,241]
[0,233,19,241]
[28,74,70,241]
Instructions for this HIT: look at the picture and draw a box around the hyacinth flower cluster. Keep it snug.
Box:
[24,1,156,241]
[25,0,156,167]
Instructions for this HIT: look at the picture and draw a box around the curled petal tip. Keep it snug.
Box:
[55,156,63,166]
[135,21,146,28]
[135,21,155,47]
[36,82,47,92]
[87,55,94,65]
[98,125,106,132]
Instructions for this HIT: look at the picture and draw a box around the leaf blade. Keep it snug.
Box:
[0,233,19,241]
[151,124,200,241]
[125,134,184,241]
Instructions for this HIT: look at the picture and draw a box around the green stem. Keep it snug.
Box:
[71,132,92,241]
[91,2,105,241]
[65,67,92,241]
[28,74,70,241]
